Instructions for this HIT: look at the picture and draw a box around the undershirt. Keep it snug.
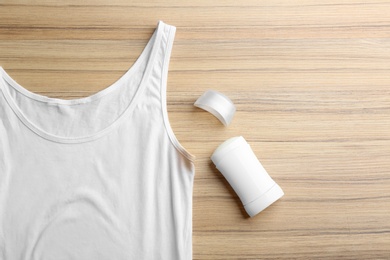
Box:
[0,20,195,260]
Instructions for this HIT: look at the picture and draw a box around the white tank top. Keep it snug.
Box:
[0,20,195,260]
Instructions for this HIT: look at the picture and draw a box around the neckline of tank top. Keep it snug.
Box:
[0,20,168,144]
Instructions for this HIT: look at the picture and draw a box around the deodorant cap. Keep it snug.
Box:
[194,90,236,126]
[211,136,284,217]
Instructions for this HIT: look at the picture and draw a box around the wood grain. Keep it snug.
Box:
[1,1,390,259]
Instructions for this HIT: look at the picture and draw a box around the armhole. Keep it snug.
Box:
[160,24,196,163]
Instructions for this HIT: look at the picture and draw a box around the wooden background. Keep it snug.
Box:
[1,0,390,259]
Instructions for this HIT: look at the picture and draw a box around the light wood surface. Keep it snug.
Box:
[1,1,390,259]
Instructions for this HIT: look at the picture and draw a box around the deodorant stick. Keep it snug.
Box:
[211,136,284,217]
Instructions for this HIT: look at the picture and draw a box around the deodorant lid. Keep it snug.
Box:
[194,90,236,126]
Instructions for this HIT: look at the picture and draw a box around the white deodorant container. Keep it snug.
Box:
[211,136,284,217]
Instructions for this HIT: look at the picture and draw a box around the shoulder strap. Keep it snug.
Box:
[138,21,195,162]
[159,22,195,162]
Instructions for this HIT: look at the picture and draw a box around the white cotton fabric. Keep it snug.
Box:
[0,20,195,260]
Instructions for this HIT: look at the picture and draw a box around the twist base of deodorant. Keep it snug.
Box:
[211,136,284,217]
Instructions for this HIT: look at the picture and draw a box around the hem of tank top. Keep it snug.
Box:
[0,20,165,144]
[160,22,196,163]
